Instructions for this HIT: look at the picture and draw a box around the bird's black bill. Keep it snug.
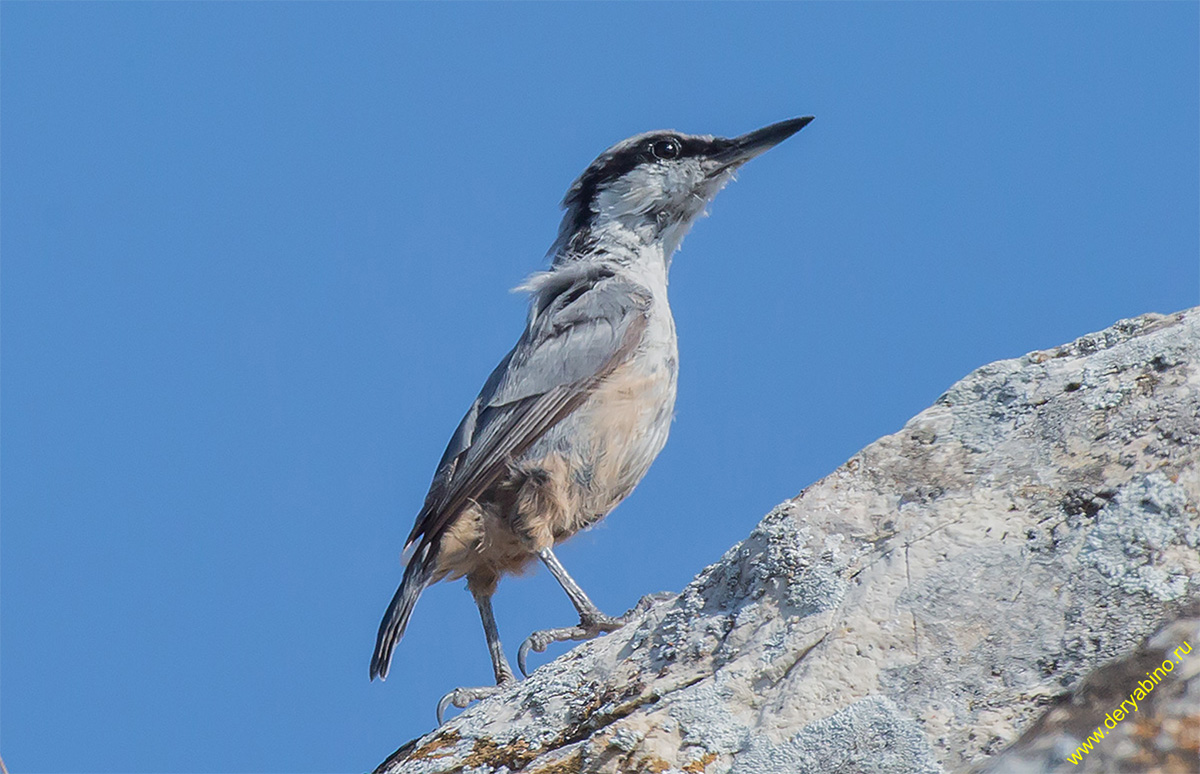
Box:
[713,116,814,167]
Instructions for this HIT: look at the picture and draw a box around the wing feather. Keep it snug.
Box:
[403,267,651,551]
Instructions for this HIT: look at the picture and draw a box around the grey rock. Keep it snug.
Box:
[971,617,1199,774]
[375,309,1200,774]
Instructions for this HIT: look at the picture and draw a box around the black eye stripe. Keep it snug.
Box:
[560,132,736,236]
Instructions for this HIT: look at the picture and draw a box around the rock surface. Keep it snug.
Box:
[376,309,1200,774]
[972,616,1198,774]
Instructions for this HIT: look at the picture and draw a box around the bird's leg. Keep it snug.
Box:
[477,584,517,685]
[537,545,618,625]
[517,547,642,676]
[436,585,517,725]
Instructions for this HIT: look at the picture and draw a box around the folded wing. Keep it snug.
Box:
[405,265,653,553]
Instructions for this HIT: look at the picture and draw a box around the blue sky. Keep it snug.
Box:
[2,3,1196,772]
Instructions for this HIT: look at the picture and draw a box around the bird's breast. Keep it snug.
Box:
[565,310,678,519]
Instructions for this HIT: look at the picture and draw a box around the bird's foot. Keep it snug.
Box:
[517,615,622,677]
[517,592,673,677]
[436,678,515,725]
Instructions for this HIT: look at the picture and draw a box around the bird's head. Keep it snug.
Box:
[551,116,813,263]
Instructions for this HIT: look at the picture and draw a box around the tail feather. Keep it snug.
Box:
[370,542,436,681]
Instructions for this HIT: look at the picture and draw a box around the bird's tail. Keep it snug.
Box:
[370,541,436,681]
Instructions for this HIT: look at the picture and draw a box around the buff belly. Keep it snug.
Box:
[433,348,677,594]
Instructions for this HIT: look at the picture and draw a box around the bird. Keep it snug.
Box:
[370,116,813,722]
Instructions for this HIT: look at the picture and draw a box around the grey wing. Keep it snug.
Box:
[403,268,652,550]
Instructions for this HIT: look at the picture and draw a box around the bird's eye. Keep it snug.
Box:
[650,138,681,161]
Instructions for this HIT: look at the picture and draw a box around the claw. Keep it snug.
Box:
[517,632,550,678]
[436,691,456,726]
[518,639,532,678]
[435,681,515,725]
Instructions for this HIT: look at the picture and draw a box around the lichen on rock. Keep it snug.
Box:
[376,309,1200,774]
